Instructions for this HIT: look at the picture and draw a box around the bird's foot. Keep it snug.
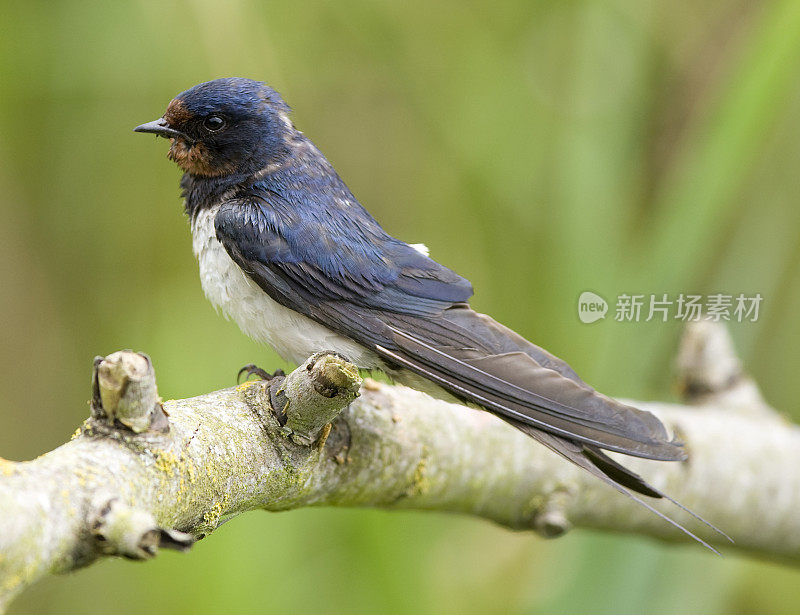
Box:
[237,364,285,384]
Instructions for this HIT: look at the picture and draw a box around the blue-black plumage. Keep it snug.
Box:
[135,77,727,549]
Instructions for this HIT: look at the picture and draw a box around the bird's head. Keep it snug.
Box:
[135,78,292,177]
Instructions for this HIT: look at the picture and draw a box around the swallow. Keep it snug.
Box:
[136,78,726,549]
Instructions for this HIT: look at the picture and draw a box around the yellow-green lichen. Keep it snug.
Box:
[70,419,92,440]
[199,493,231,534]
[186,454,197,484]
[2,572,22,594]
[0,458,17,476]
[236,380,263,393]
[152,449,197,502]
[406,454,430,497]
[0,559,36,595]
[153,449,180,476]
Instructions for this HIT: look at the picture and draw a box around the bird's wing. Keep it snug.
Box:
[215,200,685,467]
[217,199,737,546]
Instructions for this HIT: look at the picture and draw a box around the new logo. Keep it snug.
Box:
[578,291,608,324]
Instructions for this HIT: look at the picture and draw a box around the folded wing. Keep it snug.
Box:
[215,199,699,510]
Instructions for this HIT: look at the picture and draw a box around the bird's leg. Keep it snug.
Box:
[237,364,285,384]
[237,364,289,425]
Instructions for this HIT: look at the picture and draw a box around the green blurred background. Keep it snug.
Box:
[2,0,800,613]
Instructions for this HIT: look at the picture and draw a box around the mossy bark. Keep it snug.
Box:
[1,324,799,612]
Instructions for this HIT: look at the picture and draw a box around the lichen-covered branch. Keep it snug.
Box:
[0,324,798,612]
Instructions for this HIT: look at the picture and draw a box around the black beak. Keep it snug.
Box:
[134,118,189,140]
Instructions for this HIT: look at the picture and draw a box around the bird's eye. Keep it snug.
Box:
[203,115,226,132]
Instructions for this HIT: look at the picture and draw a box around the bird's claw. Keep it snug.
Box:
[237,364,285,384]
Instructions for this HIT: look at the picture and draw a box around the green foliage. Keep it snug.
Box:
[2,0,800,613]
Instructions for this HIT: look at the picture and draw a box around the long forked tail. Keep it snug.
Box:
[374,339,731,551]
[371,308,732,551]
[508,419,732,553]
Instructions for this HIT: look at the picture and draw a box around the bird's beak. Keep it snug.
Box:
[134,118,189,140]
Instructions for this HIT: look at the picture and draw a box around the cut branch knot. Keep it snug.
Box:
[92,351,169,433]
[277,352,362,445]
[532,490,574,538]
[1,324,798,613]
[675,321,774,416]
[91,498,194,560]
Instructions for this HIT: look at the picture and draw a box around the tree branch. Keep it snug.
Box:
[0,323,797,611]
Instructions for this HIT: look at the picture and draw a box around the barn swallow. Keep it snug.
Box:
[136,78,726,549]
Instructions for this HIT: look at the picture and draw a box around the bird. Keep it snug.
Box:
[135,77,726,550]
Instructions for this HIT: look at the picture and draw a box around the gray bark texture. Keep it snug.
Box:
[0,322,796,612]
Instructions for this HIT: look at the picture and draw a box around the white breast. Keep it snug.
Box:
[191,206,381,368]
